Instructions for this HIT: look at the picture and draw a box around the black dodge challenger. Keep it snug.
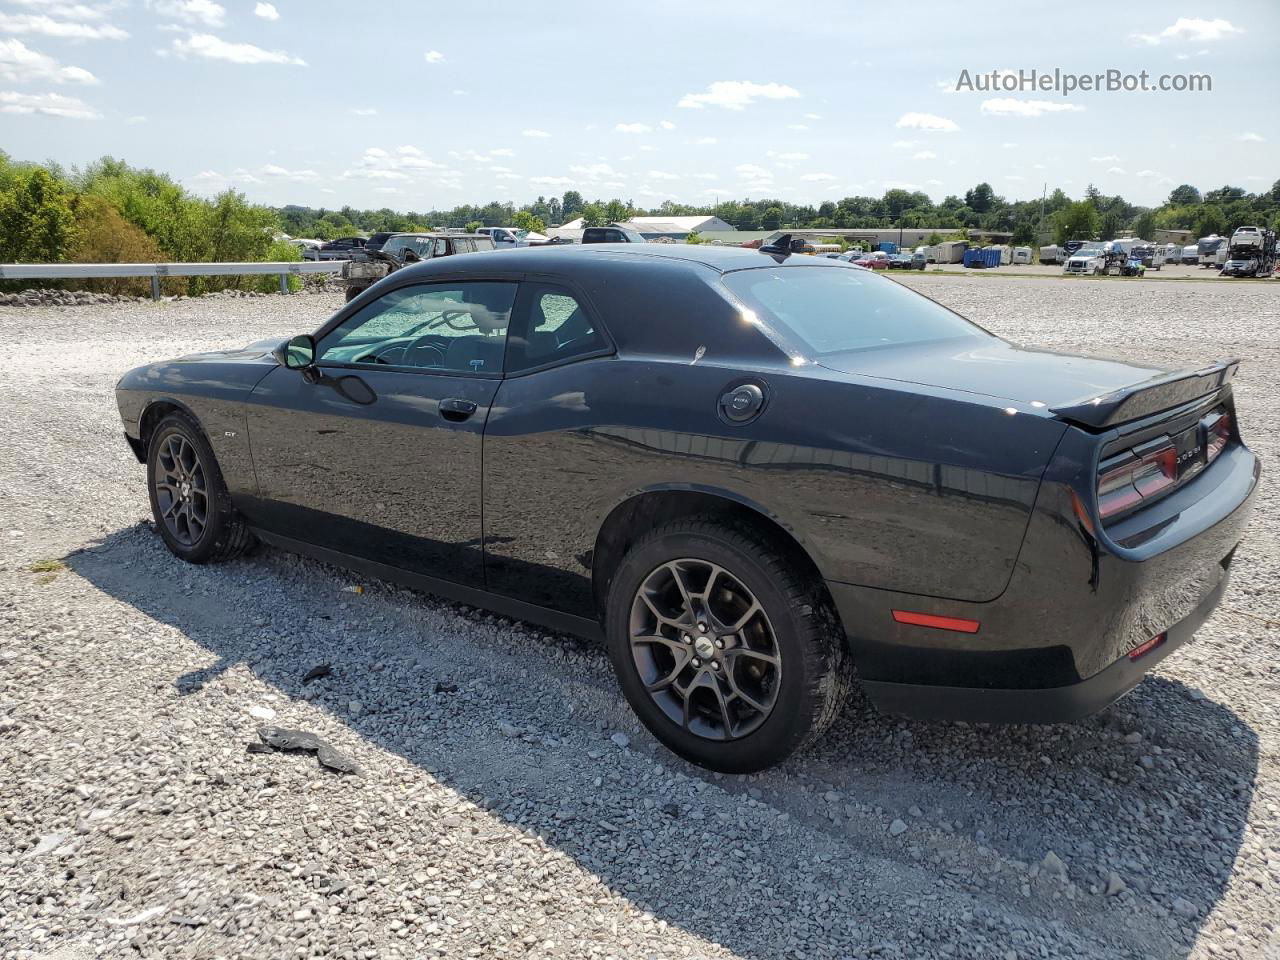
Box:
[116,240,1260,772]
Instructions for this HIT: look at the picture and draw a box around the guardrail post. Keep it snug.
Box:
[150,276,161,301]
[279,273,289,295]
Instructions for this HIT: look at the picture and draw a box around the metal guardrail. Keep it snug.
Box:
[0,260,348,298]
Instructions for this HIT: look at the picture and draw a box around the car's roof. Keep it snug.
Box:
[396,242,856,279]
[388,231,489,239]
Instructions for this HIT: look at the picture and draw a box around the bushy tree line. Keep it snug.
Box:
[0,152,297,295]
[278,181,1280,247]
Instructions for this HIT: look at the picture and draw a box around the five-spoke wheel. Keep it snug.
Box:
[152,432,209,547]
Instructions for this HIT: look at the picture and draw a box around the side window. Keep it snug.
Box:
[507,283,608,373]
[317,281,516,374]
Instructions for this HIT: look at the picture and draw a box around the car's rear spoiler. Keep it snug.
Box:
[1050,359,1240,429]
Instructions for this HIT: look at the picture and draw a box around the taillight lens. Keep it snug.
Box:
[1098,445,1177,519]
[1205,412,1231,461]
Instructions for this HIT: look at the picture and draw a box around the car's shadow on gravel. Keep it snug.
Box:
[67,525,1258,960]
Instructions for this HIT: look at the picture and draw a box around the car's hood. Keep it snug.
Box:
[817,337,1171,409]
[175,337,283,364]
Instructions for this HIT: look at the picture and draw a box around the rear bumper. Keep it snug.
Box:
[858,565,1228,723]
[827,442,1259,724]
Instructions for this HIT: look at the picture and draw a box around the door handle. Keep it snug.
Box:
[439,397,478,422]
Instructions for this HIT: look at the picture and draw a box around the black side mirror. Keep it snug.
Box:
[277,334,316,371]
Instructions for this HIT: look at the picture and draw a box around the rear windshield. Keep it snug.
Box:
[722,266,985,356]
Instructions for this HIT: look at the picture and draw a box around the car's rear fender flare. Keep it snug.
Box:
[589,482,837,622]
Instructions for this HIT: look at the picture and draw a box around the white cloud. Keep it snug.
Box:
[776,151,808,161]
[0,39,98,84]
[126,114,146,124]
[424,49,444,64]
[489,147,514,157]
[1001,142,1018,149]
[646,170,679,180]
[342,168,408,181]
[660,119,675,130]
[529,175,572,185]
[0,13,127,39]
[0,88,99,118]
[1090,154,1120,162]
[803,112,821,120]
[735,163,771,179]
[170,32,306,65]
[261,163,319,182]
[1237,131,1264,142]
[1131,17,1241,45]
[881,181,921,191]
[615,122,652,134]
[1107,166,1126,175]
[980,98,1084,117]
[912,150,937,160]
[925,179,943,186]
[569,162,621,179]
[397,144,422,156]
[677,80,800,111]
[522,128,550,138]
[800,173,836,182]
[148,0,225,27]
[452,88,465,95]
[692,136,717,145]
[692,173,717,180]
[494,172,521,181]
[786,123,808,131]
[351,107,376,116]
[895,112,959,132]
[253,2,279,20]
[1136,169,1157,178]
[7,0,114,18]
[1005,175,1024,181]
[891,139,921,149]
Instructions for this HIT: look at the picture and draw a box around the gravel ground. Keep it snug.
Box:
[1,276,1277,960]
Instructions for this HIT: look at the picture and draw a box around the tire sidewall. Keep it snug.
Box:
[605,528,823,773]
[146,414,231,563]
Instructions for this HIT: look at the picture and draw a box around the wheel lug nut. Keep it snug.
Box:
[681,634,691,643]
[691,658,701,668]
[698,623,708,633]
[714,638,724,649]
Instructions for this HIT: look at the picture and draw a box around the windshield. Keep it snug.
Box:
[722,266,986,356]
[1075,248,1103,257]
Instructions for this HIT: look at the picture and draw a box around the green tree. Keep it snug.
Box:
[580,202,606,228]
[512,210,546,234]
[963,183,995,214]
[1194,205,1226,238]
[761,205,785,229]
[1168,184,1202,206]
[684,230,704,245]
[0,167,76,262]
[464,220,483,233]
[1053,200,1100,245]
[561,190,584,220]
[1131,211,1156,242]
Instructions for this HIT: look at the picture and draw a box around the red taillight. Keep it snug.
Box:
[892,610,981,633]
[1098,444,1177,519]
[1128,632,1166,661]
[1205,412,1231,461]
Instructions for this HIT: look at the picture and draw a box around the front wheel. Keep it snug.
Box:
[147,412,255,563]
[605,518,851,773]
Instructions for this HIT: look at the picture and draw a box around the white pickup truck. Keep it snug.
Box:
[1063,245,1107,275]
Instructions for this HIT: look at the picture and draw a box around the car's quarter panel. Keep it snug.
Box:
[240,365,498,587]
[114,341,280,499]
[482,347,1065,617]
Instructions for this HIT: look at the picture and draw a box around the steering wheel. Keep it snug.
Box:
[403,334,448,367]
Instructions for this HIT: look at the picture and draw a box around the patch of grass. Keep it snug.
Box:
[29,559,66,574]
[35,573,59,585]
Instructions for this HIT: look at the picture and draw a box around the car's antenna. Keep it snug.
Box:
[759,233,804,257]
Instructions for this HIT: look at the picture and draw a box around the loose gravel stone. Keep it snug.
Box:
[1,277,1277,959]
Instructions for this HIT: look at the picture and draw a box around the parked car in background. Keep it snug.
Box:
[911,248,928,270]
[1131,243,1166,270]
[475,226,550,247]
[289,238,322,258]
[313,237,367,261]
[1064,246,1107,275]
[114,240,1260,772]
[340,232,495,301]
[1181,245,1201,265]
[852,251,890,269]
[363,232,396,255]
[582,226,647,244]
[887,253,915,270]
[1011,247,1033,265]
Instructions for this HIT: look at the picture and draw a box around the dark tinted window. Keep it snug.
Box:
[318,282,516,373]
[507,284,608,372]
[722,266,985,356]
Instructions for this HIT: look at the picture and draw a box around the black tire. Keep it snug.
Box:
[604,517,851,773]
[146,411,255,564]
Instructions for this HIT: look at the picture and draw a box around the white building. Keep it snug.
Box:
[555,215,733,237]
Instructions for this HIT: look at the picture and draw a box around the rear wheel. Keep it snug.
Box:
[147,411,254,563]
[605,518,850,773]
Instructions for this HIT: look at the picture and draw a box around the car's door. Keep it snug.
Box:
[242,279,518,587]
[481,280,616,614]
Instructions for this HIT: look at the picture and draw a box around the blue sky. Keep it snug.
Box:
[1,1,1276,211]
